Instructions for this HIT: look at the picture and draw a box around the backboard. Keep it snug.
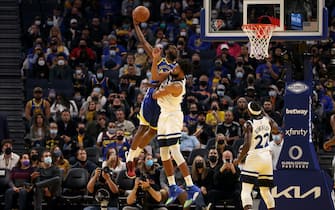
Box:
[200,0,328,41]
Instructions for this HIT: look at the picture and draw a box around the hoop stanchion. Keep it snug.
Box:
[242,24,276,60]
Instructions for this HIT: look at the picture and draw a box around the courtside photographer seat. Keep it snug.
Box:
[61,168,90,207]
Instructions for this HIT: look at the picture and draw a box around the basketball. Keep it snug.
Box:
[132,6,150,23]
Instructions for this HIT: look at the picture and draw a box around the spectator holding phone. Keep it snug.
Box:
[206,150,242,209]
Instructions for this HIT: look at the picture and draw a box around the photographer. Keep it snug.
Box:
[84,167,119,210]
[123,152,167,210]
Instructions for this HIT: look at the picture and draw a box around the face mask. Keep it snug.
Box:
[146,71,152,79]
[5,147,12,155]
[50,129,58,135]
[113,105,121,109]
[196,28,201,34]
[44,156,52,164]
[193,60,199,65]
[35,20,41,25]
[140,22,148,28]
[199,81,207,86]
[195,162,203,169]
[237,61,243,66]
[93,87,101,93]
[217,140,225,145]
[180,31,187,37]
[190,110,198,115]
[58,60,65,66]
[208,156,217,163]
[49,93,56,99]
[116,135,124,140]
[53,150,62,157]
[92,96,99,102]
[108,128,116,134]
[78,128,85,134]
[236,72,244,79]
[74,95,82,101]
[137,48,144,54]
[110,50,116,56]
[160,23,166,28]
[22,160,30,167]
[97,73,103,79]
[217,91,225,97]
[269,90,277,97]
[38,60,45,66]
[272,134,281,142]
[47,20,53,26]
[143,2,150,7]
[145,159,154,167]
[31,154,39,161]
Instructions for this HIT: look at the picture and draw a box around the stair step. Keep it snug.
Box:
[0,33,20,38]
[0,43,21,48]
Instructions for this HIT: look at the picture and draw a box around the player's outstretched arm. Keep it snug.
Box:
[152,83,182,99]
[133,15,153,58]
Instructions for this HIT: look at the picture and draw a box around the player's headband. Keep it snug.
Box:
[248,102,261,115]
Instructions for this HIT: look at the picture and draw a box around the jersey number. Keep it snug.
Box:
[255,133,269,149]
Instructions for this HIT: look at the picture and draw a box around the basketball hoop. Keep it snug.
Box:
[242,24,276,60]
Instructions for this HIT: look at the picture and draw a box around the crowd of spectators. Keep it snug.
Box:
[1,0,335,209]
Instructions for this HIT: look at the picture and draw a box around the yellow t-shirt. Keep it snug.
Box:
[206,111,225,126]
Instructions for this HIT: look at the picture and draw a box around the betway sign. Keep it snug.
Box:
[272,186,321,199]
[285,108,308,116]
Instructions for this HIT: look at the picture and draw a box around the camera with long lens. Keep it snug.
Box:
[102,167,113,177]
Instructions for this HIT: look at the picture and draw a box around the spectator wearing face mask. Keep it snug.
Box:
[32,55,49,79]
[69,39,96,68]
[49,53,73,82]
[72,64,89,96]
[269,129,284,170]
[103,128,130,162]
[101,35,123,70]
[187,24,211,54]
[96,121,118,155]
[4,152,35,210]
[31,150,61,210]
[134,43,150,70]
[90,67,115,97]
[0,139,19,170]
[42,122,62,151]
[180,125,201,157]
[207,147,221,171]
[69,122,95,159]
[266,84,284,113]
[190,155,214,207]
[207,150,242,209]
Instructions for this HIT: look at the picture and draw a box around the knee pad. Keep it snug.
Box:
[241,183,254,208]
[169,144,185,166]
[259,187,275,209]
[160,147,170,161]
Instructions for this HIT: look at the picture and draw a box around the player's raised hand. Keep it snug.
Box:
[152,47,161,59]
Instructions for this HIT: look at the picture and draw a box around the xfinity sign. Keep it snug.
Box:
[272,186,321,199]
[287,82,309,94]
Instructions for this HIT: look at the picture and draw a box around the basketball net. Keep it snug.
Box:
[242,24,276,60]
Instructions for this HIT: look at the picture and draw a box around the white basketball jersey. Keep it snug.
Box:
[247,116,271,154]
[157,76,186,113]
